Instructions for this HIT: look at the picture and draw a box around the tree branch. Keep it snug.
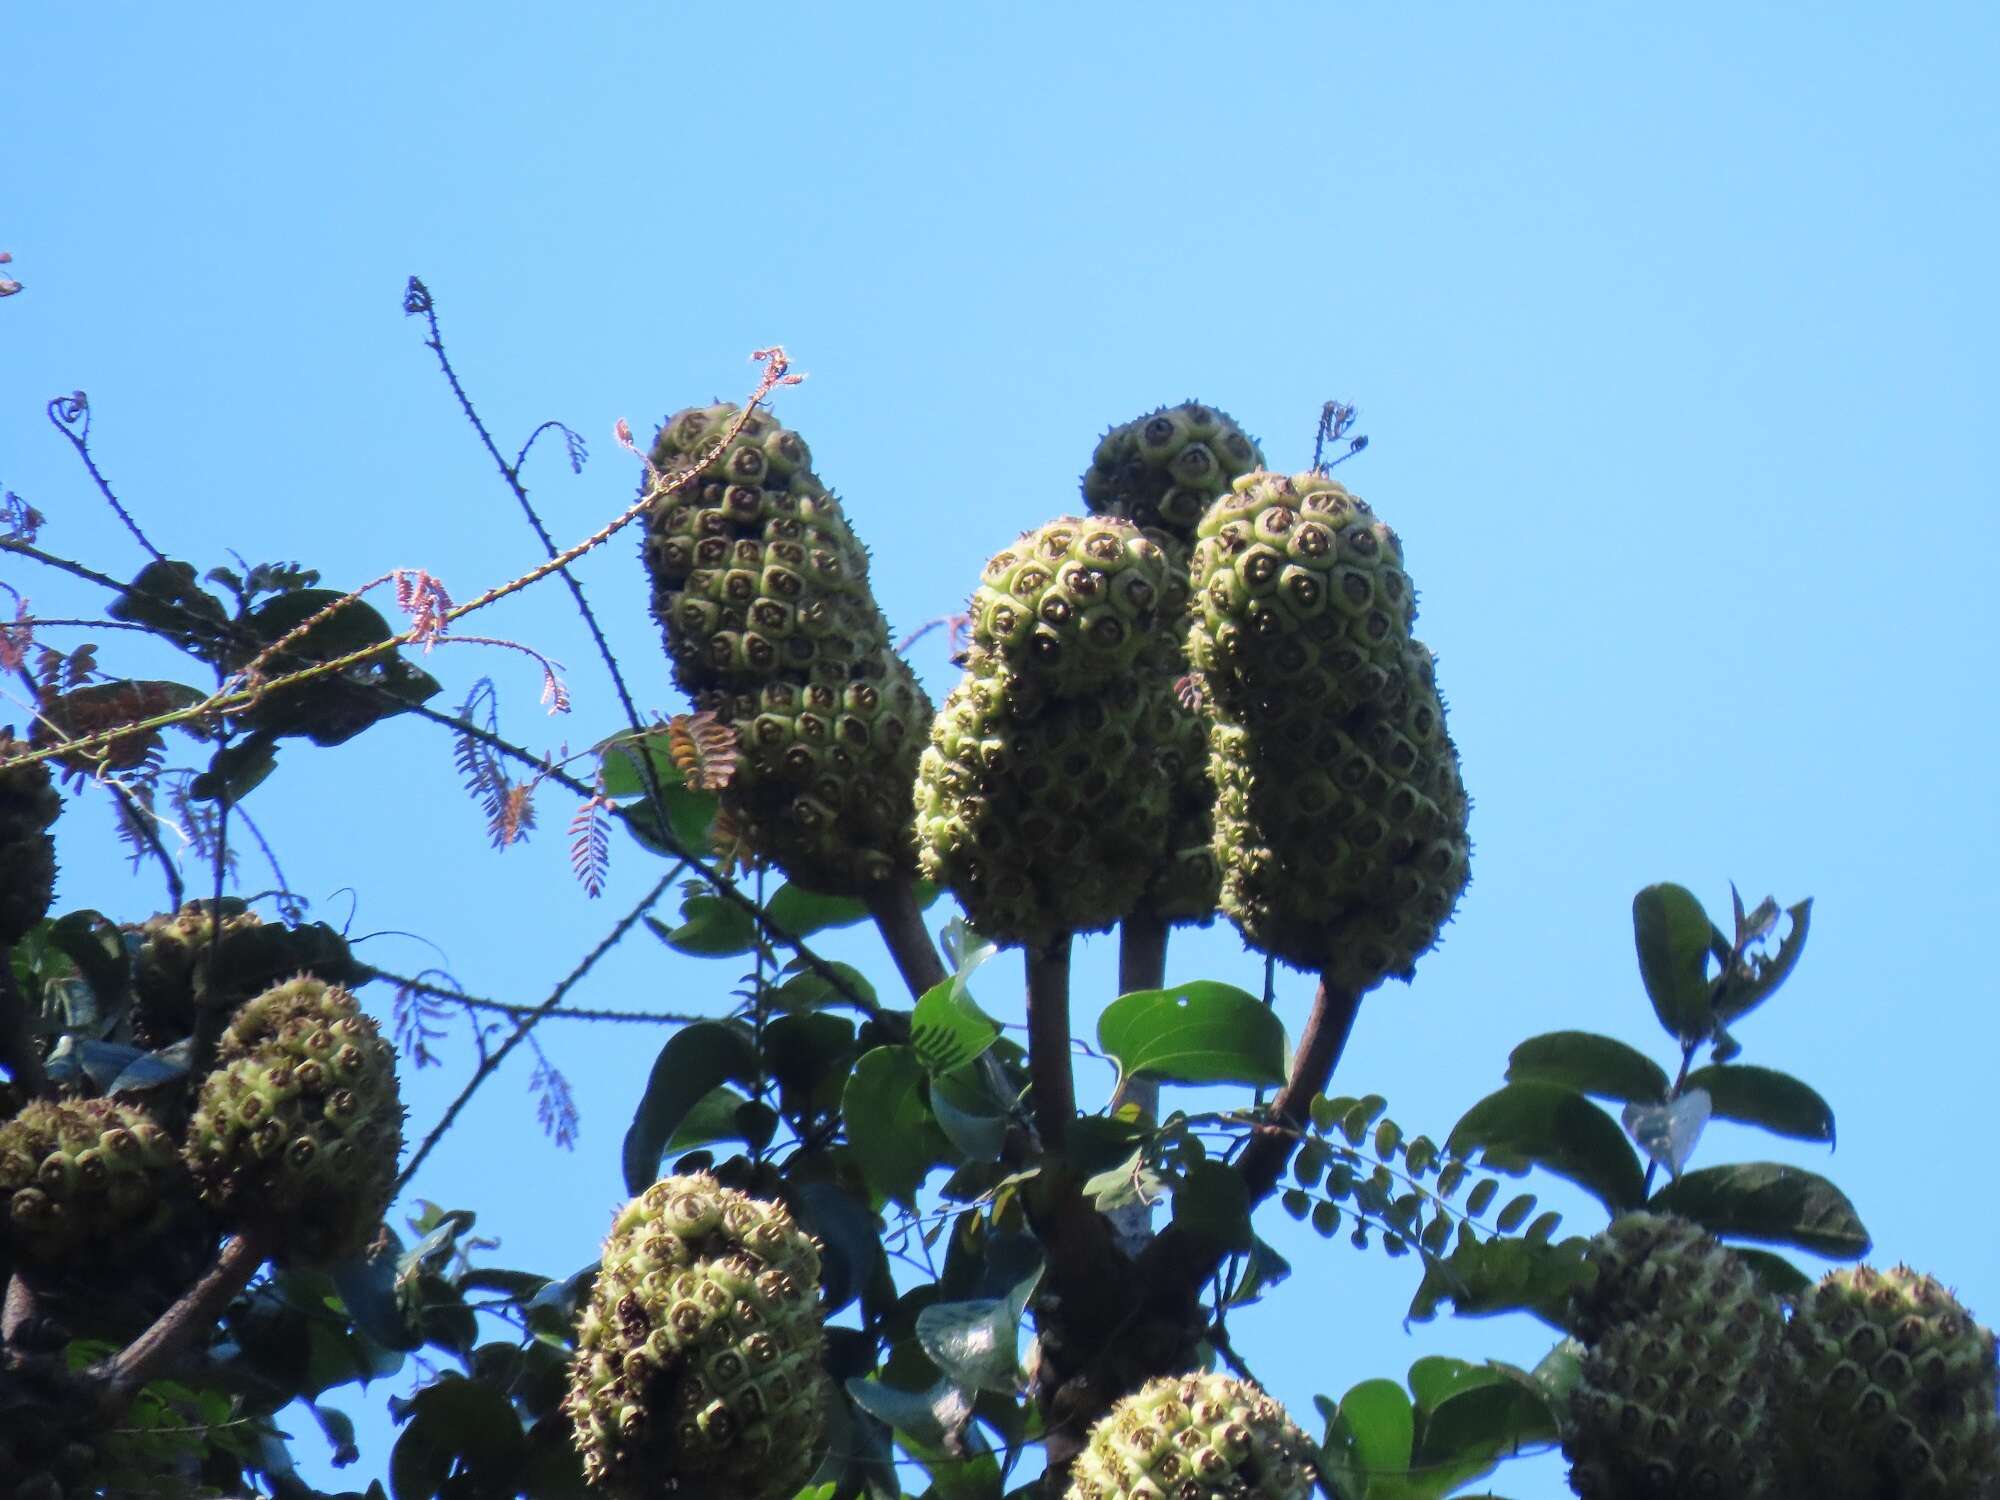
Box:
[1117,913,1170,1124]
[87,1229,271,1414]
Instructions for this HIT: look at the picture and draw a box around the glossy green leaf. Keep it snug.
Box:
[1682,1064,1834,1144]
[843,1046,951,1209]
[1715,898,1812,1026]
[1327,1379,1415,1496]
[1414,1376,1560,1498]
[387,1375,527,1500]
[930,1065,1009,1163]
[844,1374,976,1453]
[1735,1246,1812,1299]
[774,959,879,1014]
[1506,1031,1670,1104]
[647,892,759,957]
[1448,1083,1646,1213]
[661,1085,753,1151]
[614,784,718,857]
[764,1011,858,1113]
[1633,883,1720,1042]
[620,1021,757,1194]
[792,1179,882,1315]
[1648,1162,1869,1259]
[1097,982,1286,1088]
[1171,1159,1254,1251]
[765,882,871,937]
[911,979,1001,1076]
[914,1269,1040,1394]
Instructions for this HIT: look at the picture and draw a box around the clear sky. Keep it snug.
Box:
[4,5,1997,1495]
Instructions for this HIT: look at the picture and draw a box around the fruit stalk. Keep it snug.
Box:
[863,877,949,997]
[88,1229,271,1414]
[1025,934,1075,1151]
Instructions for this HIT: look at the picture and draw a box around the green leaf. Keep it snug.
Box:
[661,1085,754,1151]
[646,893,758,957]
[914,1269,1040,1395]
[1413,1377,1560,1499]
[1682,1063,1834,1144]
[1447,1083,1647,1213]
[1325,1378,1415,1497]
[1648,1163,1870,1259]
[1633,883,1720,1042]
[620,1021,757,1194]
[792,1180,882,1315]
[1225,1235,1293,1309]
[1171,1159,1254,1251]
[615,784,718,857]
[1406,1233,1590,1326]
[765,882,872,937]
[775,959,879,1014]
[238,589,439,745]
[189,734,280,804]
[844,1375,976,1453]
[1735,1246,1813,1299]
[593,726,690,799]
[843,1046,951,1209]
[388,1376,527,1500]
[1097,982,1286,1088]
[107,559,232,658]
[911,979,1001,1076]
[1506,1031,1669,1104]
[1715,898,1812,1026]
[929,1065,1009,1163]
[764,1012,858,1114]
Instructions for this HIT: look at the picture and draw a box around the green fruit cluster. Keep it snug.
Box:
[1081,403,1265,928]
[1068,1371,1319,1500]
[185,976,401,1265]
[641,402,932,893]
[127,898,361,1050]
[917,518,1179,947]
[565,1174,829,1500]
[0,727,60,946]
[1082,402,1266,544]
[1563,1214,1783,1499]
[0,1098,185,1265]
[1779,1264,1998,1499]
[1187,472,1469,988]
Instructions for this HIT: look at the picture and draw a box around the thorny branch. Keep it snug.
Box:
[367,966,708,1027]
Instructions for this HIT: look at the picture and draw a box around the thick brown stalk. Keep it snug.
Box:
[1025,934,1076,1152]
[0,953,50,1101]
[1137,973,1362,1294]
[88,1230,272,1414]
[1116,913,1170,1124]
[864,878,949,997]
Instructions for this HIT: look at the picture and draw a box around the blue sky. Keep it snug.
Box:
[4,5,1997,1494]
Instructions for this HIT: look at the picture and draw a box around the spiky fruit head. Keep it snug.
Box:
[1082,402,1266,544]
[127,899,363,1050]
[1565,1315,1777,1500]
[707,652,934,894]
[1779,1264,2000,1499]
[971,517,1170,695]
[1571,1212,1779,1347]
[641,403,890,696]
[565,1174,829,1500]
[916,653,1171,946]
[0,1099,187,1264]
[0,727,61,945]
[185,976,401,1265]
[1068,1371,1318,1500]
[1189,473,1469,988]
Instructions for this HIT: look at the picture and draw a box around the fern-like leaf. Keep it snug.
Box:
[568,793,612,898]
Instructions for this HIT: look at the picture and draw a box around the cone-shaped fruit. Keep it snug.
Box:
[128,899,363,1050]
[1778,1264,1999,1499]
[711,653,934,894]
[0,1099,187,1264]
[1565,1313,1778,1499]
[1189,472,1469,989]
[1068,1371,1319,1500]
[185,976,401,1265]
[916,649,1169,947]
[0,727,61,945]
[564,1174,829,1500]
[641,402,888,694]
[1570,1211,1779,1347]
[971,517,1170,695]
[1082,402,1266,545]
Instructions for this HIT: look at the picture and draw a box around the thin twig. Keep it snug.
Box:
[45,393,165,563]
[363,966,706,1026]
[392,869,678,1194]
[107,779,186,912]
